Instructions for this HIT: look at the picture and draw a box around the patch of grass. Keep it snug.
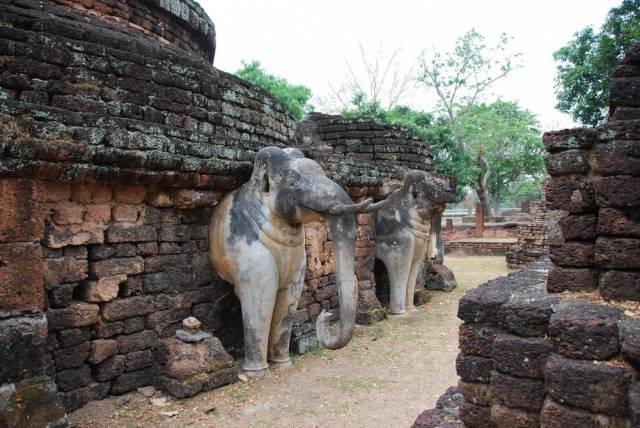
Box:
[233,389,249,402]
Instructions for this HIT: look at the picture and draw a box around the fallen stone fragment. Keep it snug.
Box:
[136,386,156,398]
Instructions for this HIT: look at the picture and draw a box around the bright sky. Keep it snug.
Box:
[200,0,620,131]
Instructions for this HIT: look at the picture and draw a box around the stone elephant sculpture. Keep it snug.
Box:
[209,146,385,373]
[375,171,456,315]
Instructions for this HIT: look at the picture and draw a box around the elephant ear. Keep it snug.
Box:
[250,147,279,194]
[403,171,424,202]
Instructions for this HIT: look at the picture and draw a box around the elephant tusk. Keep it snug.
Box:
[327,198,373,216]
[360,199,389,213]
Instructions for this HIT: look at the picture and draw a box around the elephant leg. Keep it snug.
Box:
[235,255,279,373]
[268,261,306,367]
[405,242,429,312]
[380,239,415,315]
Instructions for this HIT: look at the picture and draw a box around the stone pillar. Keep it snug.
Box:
[474,203,484,238]
[0,178,68,427]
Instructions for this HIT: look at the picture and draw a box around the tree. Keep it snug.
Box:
[234,60,313,121]
[456,100,545,210]
[554,0,640,126]
[417,29,522,216]
[327,42,414,112]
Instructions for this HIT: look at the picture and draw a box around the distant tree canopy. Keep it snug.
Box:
[234,60,313,121]
[554,0,640,126]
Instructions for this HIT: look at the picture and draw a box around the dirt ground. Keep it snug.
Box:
[70,256,512,428]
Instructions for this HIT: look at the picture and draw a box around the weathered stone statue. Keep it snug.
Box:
[209,146,385,373]
[375,171,456,315]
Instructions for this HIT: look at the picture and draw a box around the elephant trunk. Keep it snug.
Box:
[315,214,357,350]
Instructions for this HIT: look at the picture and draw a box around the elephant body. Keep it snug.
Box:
[210,147,385,373]
[375,171,455,315]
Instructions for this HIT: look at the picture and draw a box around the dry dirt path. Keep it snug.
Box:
[71,256,512,428]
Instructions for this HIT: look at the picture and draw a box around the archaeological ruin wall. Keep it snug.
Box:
[506,201,549,268]
[415,43,640,428]
[0,1,448,420]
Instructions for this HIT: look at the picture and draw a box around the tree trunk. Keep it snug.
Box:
[476,155,491,218]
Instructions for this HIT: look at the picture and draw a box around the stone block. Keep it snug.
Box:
[544,149,590,176]
[492,334,553,378]
[43,256,88,286]
[545,355,634,416]
[113,185,146,204]
[621,319,640,369]
[51,201,85,225]
[542,128,596,152]
[94,319,123,339]
[156,336,236,398]
[456,353,492,383]
[598,207,640,237]
[498,295,558,337]
[458,323,497,357]
[117,330,158,354]
[0,316,49,384]
[90,256,144,278]
[458,286,510,325]
[112,204,139,222]
[549,302,621,360]
[89,339,118,364]
[459,400,492,428]
[61,381,110,412]
[540,398,628,428]
[594,140,640,176]
[601,270,640,301]
[490,404,539,428]
[142,272,170,293]
[457,380,491,406]
[55,364,92,392]
[489,370,545,411]
[95,355,125,382]
[47,302,99,330]
[0,242,44,317]
[124,349,154,372]
[80,274,127,302]
[106,225,156,243]
[550,241,595,267]
[173,189,221,209]
[72,184,112,204]
[595,175,640,207]
[53,342,90,370]
[546,264,599,293]
[629,382,640,428]
[123,316,146,334]
[110,367,154,394]
[0,178,44,243]
[57,327,91,348]
[595,237,640,269]
[544,175,596,213]
[558,213,597,240]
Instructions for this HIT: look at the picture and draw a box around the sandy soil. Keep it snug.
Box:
[70,256,512,428]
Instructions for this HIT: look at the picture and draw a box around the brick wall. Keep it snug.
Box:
[544,43,640,300]
[506,201,549,268]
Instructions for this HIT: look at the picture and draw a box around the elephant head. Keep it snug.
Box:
[245,146,386,350]
[402,171,457,219]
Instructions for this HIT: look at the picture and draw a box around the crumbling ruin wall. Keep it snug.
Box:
[415,43,640,428]
[0,0,442,416]
[506,201,549,268]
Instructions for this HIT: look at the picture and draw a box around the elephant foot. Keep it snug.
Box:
[269,358,293,370]
[386,310,408,317]
[242,367,268,378]
[406,306,418,313]
[241,359,269,375]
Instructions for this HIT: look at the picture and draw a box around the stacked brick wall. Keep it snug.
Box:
[50,0,216,63]
[0,178,68,426]
[544,44,640,300]
[296,113,434,173]
[506,201,549,268]
[455,257,640,427]
[445,240,514,257]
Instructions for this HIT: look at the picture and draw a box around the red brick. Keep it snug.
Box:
[51,202,85,225]
[114,185,146,204]
[112,204,139,222]
[43,256,88,286]
[0,242,44,317]
[0,178,45,243]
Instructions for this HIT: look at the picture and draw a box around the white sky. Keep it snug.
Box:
[200,0,619,131]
